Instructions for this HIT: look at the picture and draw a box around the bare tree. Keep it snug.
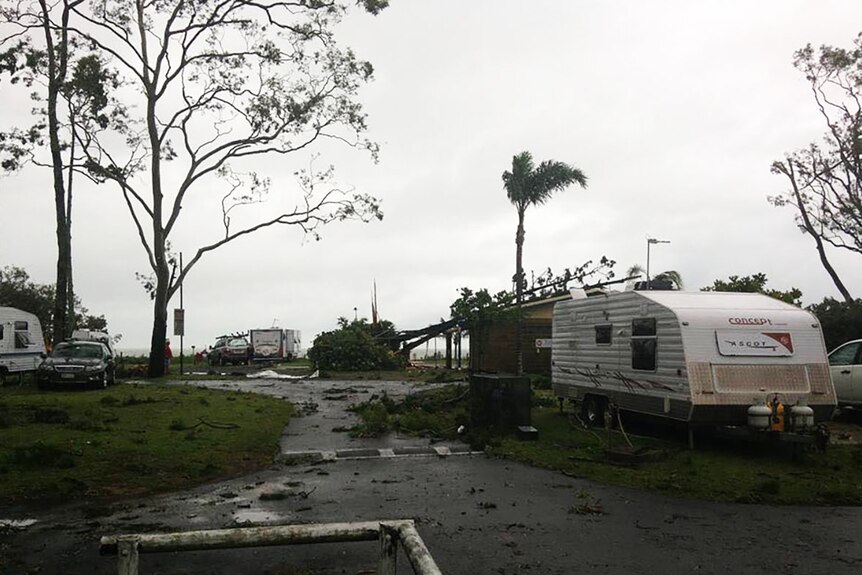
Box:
[58,0,386,375]
[770,33,862,302]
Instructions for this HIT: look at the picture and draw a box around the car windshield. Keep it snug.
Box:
[53,343,103,359]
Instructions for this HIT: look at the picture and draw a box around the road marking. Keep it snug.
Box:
[277,446,480,464]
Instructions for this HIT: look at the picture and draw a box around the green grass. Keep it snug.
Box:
[0,382,293,504]
[352,385,862,505]
[490,405,862,505]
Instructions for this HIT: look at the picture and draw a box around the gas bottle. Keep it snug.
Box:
[789,402,815,431]
[747,402,772,430]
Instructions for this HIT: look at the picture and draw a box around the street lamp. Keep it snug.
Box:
[646,237,670,290]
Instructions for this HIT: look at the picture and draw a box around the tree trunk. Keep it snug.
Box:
[148,274,169,377]
[140,0,169,378]
[515,210,525,376]
[783,160,854,302]
[65,124,77,336]
[39,0,70,345]
[40,0,72,346]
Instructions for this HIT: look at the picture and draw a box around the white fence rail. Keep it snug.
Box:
[100,519,442,575]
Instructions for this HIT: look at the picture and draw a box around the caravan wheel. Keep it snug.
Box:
[581,395,607,428]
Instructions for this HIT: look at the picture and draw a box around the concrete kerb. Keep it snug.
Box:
[275,445,479,464]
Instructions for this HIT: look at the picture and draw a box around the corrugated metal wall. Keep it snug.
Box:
[551,292,691,420]
[470,318,552,375]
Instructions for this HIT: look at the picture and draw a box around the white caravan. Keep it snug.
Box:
[551,291,836,428]
[0,307,46,384]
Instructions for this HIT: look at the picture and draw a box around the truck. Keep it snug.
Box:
[0,307,46,385]
[551,290,836,434]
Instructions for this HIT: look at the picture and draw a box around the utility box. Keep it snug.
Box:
[469,373,531,431]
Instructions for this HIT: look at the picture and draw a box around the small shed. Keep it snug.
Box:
[469,294,570,375]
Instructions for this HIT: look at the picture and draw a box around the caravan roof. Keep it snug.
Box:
[635,291,800,311]
[625,291,818,334]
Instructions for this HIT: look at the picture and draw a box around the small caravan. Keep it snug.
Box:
[0,307,46,384]
[551,291,836,428]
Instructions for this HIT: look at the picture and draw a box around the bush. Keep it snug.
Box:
[807,298,862,351]
[308,320,405,371]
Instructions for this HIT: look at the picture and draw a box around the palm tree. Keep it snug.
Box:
[503,151,587,375]
[653,270,684,290]
[626,264,683,290]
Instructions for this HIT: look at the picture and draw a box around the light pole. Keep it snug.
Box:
[646,237,670,290]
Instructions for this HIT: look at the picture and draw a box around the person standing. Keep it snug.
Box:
[164,340,173,374]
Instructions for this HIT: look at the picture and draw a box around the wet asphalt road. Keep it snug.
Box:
[3,377,862,575]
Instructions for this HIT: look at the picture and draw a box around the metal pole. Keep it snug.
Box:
[645,238,670,290]
[179,252,184,375]
[646,239,651,290]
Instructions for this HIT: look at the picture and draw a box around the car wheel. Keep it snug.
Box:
[108,367,116,386]
[581,395,607,428]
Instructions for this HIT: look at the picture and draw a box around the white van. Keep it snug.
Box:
[0,307,47,385]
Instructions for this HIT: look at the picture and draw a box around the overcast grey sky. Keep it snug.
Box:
[2,1,862,353]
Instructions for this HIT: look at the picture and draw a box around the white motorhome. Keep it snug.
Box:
[0,307,46,384]
[249,328,284,362]
[551,291,836,428]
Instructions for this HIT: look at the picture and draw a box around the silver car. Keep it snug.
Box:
[829,340,862,406]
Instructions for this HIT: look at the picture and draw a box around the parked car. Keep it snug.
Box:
[829,340,862,407]
[208,337,250,366]
[38,340,115,389]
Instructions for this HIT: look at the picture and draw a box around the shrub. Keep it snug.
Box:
[308,319,404,371]
[807,298,862,351]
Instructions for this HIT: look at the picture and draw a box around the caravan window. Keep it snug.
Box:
[632,318,656,336]
[0,325,3,339]
[595,325,612,345]
[631,318,657,371]
[14,321,28,331]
